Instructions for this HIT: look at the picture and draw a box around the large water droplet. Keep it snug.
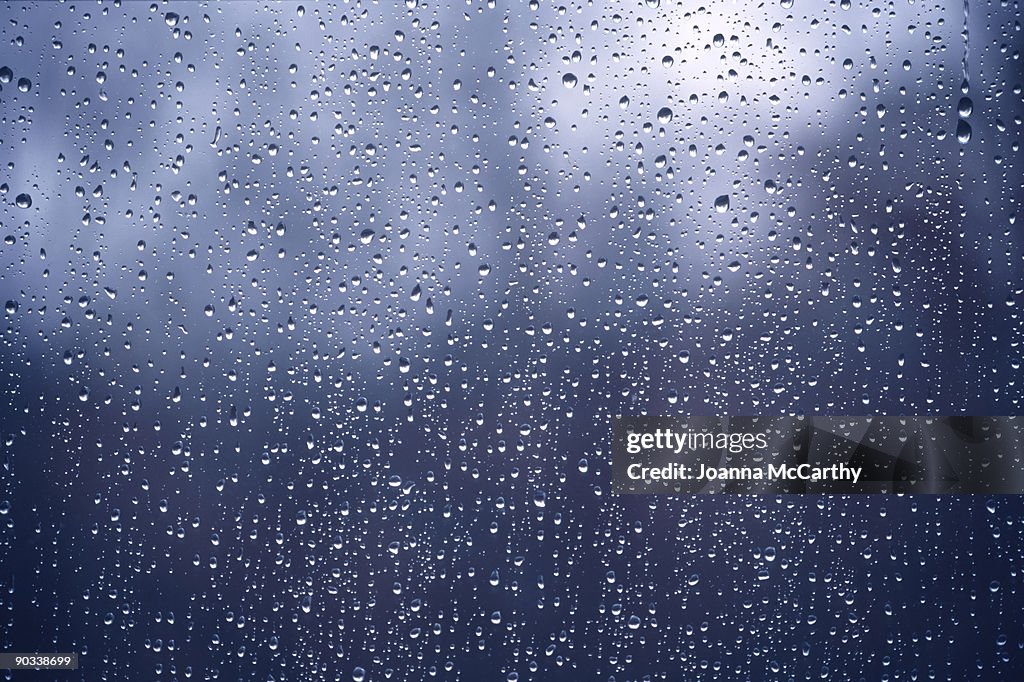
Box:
[15,193,32,209]
[657,106,673,124]
[561,73,577,89]
[714,195,730,213]
[957,96,973,118]
[956,119,972,144]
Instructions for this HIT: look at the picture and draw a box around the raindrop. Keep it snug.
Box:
[957,96,973,118]
[956,119,972,144]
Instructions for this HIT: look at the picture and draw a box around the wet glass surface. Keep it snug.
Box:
[1,1,1022,679]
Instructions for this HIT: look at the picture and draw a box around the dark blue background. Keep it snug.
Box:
[1,1,1022,679]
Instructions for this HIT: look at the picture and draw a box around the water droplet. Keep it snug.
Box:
[956,119,972,144]
[657,106,673,124]
[714,194,730,213]
[561,73,577,89]
[0,66,11,84]
[17,77,31,93]
[15,193,32,209]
